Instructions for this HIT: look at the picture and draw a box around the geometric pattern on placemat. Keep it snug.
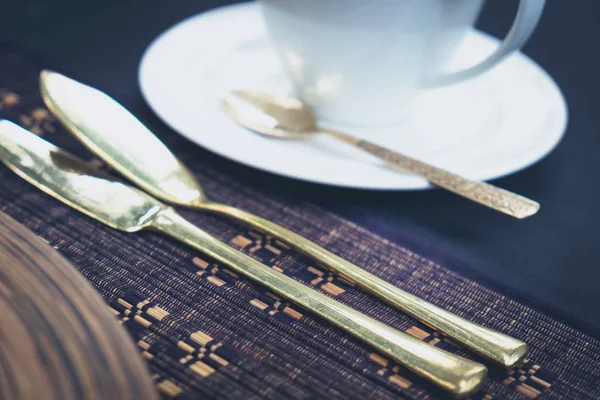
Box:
[0,49,598,400]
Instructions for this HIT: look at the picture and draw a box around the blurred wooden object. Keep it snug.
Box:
[0,211,158,400]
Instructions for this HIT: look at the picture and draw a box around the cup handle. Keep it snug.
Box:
[425,0,546,87]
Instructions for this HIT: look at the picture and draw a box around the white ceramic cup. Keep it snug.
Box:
[258,0,546,126]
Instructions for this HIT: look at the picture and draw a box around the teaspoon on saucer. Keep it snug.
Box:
[222,90,540,220]
[40,70,528,368]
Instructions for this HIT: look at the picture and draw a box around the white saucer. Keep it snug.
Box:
[139,2,567,190]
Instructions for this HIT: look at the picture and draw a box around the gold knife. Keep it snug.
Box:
[0,120,487,397]
[39,70,528,368]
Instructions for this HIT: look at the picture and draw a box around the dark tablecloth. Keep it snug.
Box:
[2,46,600,400]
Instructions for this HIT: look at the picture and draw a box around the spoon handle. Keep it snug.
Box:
[323,129,540,219]
[150,207,486,397]
[199,201,528,368]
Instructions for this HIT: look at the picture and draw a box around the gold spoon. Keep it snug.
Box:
[40,70,528,368]
[222,90,540,220]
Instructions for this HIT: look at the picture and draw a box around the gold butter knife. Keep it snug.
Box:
[39,70,528,368]
[0,120,486,397]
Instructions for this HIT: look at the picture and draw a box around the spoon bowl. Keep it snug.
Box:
[223,90,317,139]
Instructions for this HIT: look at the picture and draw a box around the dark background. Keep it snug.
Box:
[1,0,599,337]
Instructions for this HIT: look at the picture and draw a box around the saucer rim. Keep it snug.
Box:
[138,2,568,191]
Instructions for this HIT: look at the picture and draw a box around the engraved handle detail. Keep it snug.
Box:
[149,207,487,398]
[325,130,539,219]
[358,140,539,218]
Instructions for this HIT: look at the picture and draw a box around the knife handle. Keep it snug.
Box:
[198,202,527,368]
[324,129,539,220]
[149,207,486,398]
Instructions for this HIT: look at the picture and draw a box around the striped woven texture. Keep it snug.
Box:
[1,49,599,400]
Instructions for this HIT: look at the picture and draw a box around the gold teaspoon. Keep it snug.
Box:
[222,90,540,220]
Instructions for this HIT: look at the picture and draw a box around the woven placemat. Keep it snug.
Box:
[1,48,598,400]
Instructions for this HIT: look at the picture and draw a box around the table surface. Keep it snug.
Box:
[2,0,599,338]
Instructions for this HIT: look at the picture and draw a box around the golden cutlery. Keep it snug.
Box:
[0,120,487,397]
[40,70,528,368]
[222,90,540,220]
